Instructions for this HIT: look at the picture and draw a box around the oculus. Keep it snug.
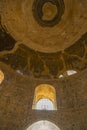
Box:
[32,0,65,27]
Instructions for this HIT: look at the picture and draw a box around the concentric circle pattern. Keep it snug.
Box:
[32,0,64,27]
[0,0,87,53]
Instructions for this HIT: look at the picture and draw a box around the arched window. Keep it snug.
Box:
[26,120,60,130]
[67,70,77,76]
[0,70,4,84]
[32,84,57,110]
[59,70,77,78]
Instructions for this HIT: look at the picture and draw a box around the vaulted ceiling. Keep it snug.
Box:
[0,0,87,79]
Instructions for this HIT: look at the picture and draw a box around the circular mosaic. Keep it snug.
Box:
[0,0,87,53]
[32,0,65,27]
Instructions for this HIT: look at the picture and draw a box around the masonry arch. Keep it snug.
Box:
[32,84,57,110]
[26,120,60,130]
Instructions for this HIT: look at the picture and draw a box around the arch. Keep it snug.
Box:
[67,70,77,76]
[59,70,77,78]
[0,70,4,84]
[26,120,60,130]
[32,84,57,110]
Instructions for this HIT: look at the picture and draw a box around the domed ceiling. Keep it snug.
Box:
[0,0,87,79]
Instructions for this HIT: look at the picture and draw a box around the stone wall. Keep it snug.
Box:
[0,62,87,130]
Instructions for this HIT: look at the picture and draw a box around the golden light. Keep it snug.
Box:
[0,70,4,84]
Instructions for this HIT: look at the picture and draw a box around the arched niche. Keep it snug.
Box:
[0,70,4,84]
[32,84,57,110]
[26,120,60,130]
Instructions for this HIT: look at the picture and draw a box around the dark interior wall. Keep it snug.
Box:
[0,62,87,130]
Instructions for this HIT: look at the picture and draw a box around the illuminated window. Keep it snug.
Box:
[59,70,77,78]
[26,120,60,130]
[59,74,64,78]
[32,84,57,110]
[0,70,4,84]
[36,98,54,110]
[67,70,77,76]
[16,70,23,75]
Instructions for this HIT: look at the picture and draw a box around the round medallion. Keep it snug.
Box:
[1,0,87,53]
[32,0,65,27]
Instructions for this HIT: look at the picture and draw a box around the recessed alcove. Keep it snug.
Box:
[32,84,57,110]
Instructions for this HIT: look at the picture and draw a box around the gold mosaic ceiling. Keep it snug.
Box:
[0,0,87,53]
[0,0,87,79]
